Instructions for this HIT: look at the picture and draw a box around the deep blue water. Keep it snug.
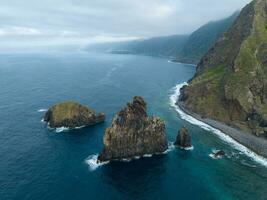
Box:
[0,51,266,200]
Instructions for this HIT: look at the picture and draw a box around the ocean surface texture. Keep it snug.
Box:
[0,52,266,200]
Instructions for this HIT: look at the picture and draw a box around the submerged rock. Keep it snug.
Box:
[98,96,168,162]
[44,101,105,129]
[174,127,192,148]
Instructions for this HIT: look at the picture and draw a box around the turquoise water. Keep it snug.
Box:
[0,52,266,200]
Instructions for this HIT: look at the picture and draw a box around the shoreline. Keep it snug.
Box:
[177,101,267,158]
[170,83,267,166]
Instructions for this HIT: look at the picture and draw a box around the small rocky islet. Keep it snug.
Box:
[44,101,105,129]
[174,127,192,149]
[97,96,168,162]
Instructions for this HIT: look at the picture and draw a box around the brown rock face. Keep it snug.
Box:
[98,96,168,162]
[44,101,105,128]
[174,127,192,148]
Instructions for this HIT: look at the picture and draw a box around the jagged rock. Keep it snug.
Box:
[98,96,168,162]
[44,101,105,128]
[213,150,225,158]
[174,127,192,148]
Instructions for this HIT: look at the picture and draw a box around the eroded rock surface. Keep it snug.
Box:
[174,127,192,148]
[98,96,167,162]
[44,101,105,128]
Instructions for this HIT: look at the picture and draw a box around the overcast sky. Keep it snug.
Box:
[0,0,251,48]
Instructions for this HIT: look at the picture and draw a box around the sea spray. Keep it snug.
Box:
[85,155,109,171]
[85,142,176,171]
[170,82,267,167]
[55,127,70,133]
[37,108,47,112]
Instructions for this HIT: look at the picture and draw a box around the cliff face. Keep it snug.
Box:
[98,96,167,162]
[44,101,105,128]
[180,0,267,136]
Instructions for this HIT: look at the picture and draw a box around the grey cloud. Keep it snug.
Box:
[0,0,252,47]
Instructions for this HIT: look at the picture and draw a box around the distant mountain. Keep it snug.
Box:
[116,35,189,58]
[86,12,239,64]
[179,0,267,136]
[86,35,189,59]
[177,12,240,63]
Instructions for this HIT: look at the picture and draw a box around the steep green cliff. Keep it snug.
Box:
[180,0,267,136]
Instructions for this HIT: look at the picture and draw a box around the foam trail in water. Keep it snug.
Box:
[37,108,47,112]
[85,155,109,171]
[167,60,195,66]
[170,82,267,167]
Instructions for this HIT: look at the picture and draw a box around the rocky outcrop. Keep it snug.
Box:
[174,127,192,148]
[44,101,105,128]
[98,96,168,162]
[213,150,225,158]
[179,0,267,136]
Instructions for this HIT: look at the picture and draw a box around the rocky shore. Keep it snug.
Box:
[176,101,267,158]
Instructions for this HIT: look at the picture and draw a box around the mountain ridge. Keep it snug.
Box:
[180,0,267,137]
[86,12,239,64]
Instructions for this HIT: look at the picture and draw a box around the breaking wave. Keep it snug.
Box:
[169,82,267,167]
[85,155,109,171]
[55,127,70,133]
[37,108,47,112]
[85,143,178,171]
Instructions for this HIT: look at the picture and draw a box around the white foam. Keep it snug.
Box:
[170,82,267,167]
[55,127,70,133]
[75,125,85,129]
[168,141,194,151]
[143,154,153,158]
[183,146,194,151]
[134,156,141,159]
[241,160,257,168]
[168,60,180,64]
[209,153,220,159]
[209,149,224,159]
[122,158,131,162]
[85,146,174,171]
[85,155,109,171]
[37,108,47,112]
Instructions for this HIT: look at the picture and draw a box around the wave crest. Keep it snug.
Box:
[170,82,267,167]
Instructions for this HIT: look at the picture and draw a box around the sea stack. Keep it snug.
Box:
[98,96,168,162]
[44,101,105,128]
[174,127,192,148]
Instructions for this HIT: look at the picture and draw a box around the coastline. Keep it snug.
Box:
[177,101,267,158]
[170,83,267,166]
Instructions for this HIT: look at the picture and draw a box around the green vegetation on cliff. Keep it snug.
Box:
[181,0,267,136]
[44,101,105,128]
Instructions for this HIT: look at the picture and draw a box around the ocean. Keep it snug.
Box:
[0,51,266,200]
